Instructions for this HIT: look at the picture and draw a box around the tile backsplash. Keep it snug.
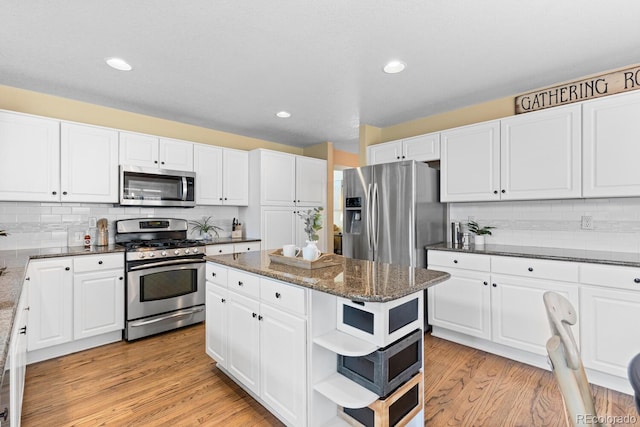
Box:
[449,197,640,253]
[0,201,240,250]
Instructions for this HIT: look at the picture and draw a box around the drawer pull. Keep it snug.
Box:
[65,267,70,271]
[252,312,257,318]
[258,315,263,321]
[119,277,123,280]
[527,267,533,272]
[238,281,243,286]
[275,292,281,299]
[98,260,103,265]
[453,260,458,264]
[492,283,497,287]
[211,272,217,277]
[221,298,226,303]
[483,281,488,286]
[634,278,640,284]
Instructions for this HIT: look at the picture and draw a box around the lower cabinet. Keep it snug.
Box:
[205,241,261,256]
[205,264,307,426]
[7,286,29,427]
[27,253,124,360]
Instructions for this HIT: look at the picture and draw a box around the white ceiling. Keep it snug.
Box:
[2,1,640,153]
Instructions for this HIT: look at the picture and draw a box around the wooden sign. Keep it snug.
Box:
[515,65,640,114]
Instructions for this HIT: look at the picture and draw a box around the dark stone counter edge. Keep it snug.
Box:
[205,255,451,303]
[426,243,640,268]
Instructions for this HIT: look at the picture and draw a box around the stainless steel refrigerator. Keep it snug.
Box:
[342,160,444,268]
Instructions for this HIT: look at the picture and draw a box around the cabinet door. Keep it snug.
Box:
[403,133,440,161]
[223,148,249,206]
[73,269,124,340]
[261,207,297,251]
[295,156,327,206]
[490,274,579,355]
[205,244,234,255]
[580,286,640,378]
[60,122,119,203]
[158,138,194,171]
[367,141,402,165]
[193,144,223,205]
[583,90,640,197]
[206,282,228,367]
[427,267,491,339]
[260,151,296,205]
[27,259,73,351]
[260,304,306,426]
[10,288,28,427]
[0,111,60,202]
[500,104,581,200]
[119,132,159,168]
[440,121,501,202]
[226,291,261,395]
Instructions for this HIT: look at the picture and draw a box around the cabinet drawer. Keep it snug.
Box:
[233,242,261,253]
[427,250,490,272]
[491,256,578,282]
[74,253,123,273]
[227,269,260,298]
[206,244,234,255]
[260,278,306,315]
[580,263,640,291]
[206,263,228,287]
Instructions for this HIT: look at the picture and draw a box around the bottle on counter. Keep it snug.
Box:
[84,232,91,248]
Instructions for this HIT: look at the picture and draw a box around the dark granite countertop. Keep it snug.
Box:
[426,243,640,268]
[205,250,450,302]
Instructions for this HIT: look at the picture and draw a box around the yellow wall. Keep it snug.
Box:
[0,84,303,154]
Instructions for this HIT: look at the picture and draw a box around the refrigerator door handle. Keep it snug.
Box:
[373,182,379,251]
[366,183,373,251]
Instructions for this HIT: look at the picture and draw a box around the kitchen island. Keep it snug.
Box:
[204,250,449,427]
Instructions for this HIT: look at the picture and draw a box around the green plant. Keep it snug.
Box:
[0,230,7,237]
[297,207,323,241]
[467,220,495,236]
[189,217,223,238]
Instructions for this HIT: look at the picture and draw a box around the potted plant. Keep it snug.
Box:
[297,207,323,260]
[467,220,495,246]
[189,217,223,241]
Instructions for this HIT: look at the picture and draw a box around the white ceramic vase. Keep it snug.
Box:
[474,234,485,246]
[302,240,321,261]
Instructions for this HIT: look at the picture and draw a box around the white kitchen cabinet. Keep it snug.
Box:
[193,145,248,205]
[119,131,194,171]
[205,282,228,367]
[26,258,74,351]
[440,121,501,202]
[260,207,326,252]
[8,287,28,427]
[367,132,440,165]
[60,122,119,203]
[226,290,262,395]
[295,156,327,206]
[0,110,60,202]
[259,303,306,426]
[500,104,581,200]
[73,254,124,340]
[583,90,640,197]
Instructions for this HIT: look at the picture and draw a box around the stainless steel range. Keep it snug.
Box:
[115,218,206,341]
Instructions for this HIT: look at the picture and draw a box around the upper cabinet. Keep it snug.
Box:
[0,111,60,202]
[119,132,194,171]
[60,122,119,203]
[440,121,501,202]
[440,105,581,202]
[367,132,440,165]
[194,144,249,206]
[256,150,326,206]
[583,90,640,198]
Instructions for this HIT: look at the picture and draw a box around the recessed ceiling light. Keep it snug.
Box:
[383,60,406,74]
[105,57,133,71]
[276,111,291,118]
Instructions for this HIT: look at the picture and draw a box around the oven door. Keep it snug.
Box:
[126,258,205,321]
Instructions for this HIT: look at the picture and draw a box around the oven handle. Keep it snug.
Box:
[129,306,205,327]
[129,258,205,271]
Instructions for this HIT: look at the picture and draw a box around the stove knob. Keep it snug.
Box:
[185,249,191,254]
[161,251,167,257]
[139,252,145,259]
[174,249,180,255]
[192,248,199,253]
[148,252,155,258]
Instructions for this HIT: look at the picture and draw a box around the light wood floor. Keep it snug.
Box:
[22,324,637,426]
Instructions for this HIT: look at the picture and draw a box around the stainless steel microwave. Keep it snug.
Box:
[120,165,196,207]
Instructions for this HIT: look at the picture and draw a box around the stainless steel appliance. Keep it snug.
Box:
[342,160,444,268]
[116,218,206,341]
[120,165,196,207]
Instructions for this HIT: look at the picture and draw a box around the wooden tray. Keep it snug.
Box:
[269,249,343,270]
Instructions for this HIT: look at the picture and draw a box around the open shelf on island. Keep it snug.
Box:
[313,330,378,357]
[314,373,379,409]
